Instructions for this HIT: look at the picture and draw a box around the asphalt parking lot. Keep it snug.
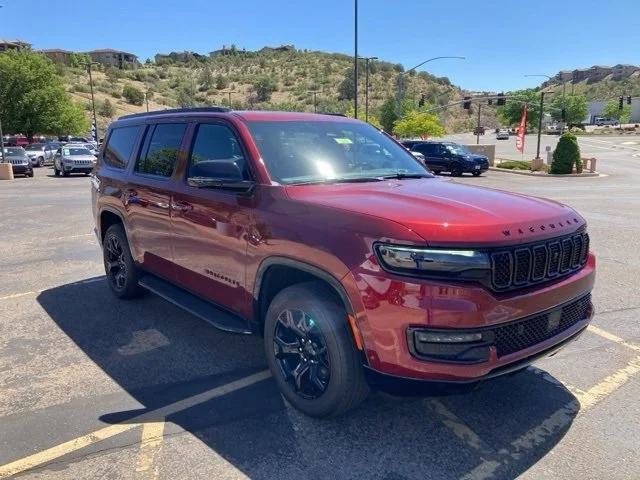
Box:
[1,138,639,479]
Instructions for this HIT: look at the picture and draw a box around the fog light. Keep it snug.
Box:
[416,332,483,343]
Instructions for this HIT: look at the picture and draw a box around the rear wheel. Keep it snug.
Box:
[264,282,369,417]
[472,171,481,177]
[450,163,463,177]
[103,224,144,299]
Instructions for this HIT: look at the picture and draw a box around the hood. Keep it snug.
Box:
[286,178,584,246]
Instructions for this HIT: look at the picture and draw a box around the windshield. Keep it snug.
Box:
[27,144,45,150]
[247,120,431,184]
[4,147,24,156]
[445,144,471,155]
[64,147,92,156]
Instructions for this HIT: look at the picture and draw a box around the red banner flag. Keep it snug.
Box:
[515,104,527,153]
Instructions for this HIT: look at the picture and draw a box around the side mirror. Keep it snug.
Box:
[187,160,254,193]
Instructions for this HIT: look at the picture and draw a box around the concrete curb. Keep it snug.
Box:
[488,167,604,178]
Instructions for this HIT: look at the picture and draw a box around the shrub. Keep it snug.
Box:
[550,133,581,174]
[497,160,531,170]
[252,75,277,102]
[122,84,144,105]
[99,99,115,118]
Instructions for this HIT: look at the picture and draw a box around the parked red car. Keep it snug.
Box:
[92,108,595,417]
[3,135,29,148]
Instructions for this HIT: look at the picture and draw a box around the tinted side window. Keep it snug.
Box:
[104,126,140,169]
[415,143,435,155]
[136,123,186,177]
[188,123,249,180]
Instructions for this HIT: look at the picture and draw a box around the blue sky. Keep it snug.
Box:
[3,0,638,91]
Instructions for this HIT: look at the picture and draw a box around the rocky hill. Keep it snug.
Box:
[543,64,640,100]
[55,47,483,134]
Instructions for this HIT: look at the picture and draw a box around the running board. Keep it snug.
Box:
[139,274,252,335]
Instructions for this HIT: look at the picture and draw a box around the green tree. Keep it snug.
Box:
[345,105,382,129]
[215,74,228,90]
[602,100,632,124]
[496,88,542,130]
[122,84,144,105]
[99,99,115,118]
[68,53,92,69]
[378,97,399,132]
[0,50,88,140]
[393,111,445,138]
[338,68,355,101]
[550,94,588,124]
[176,82,197,107]
[550,132,582,174]
[252,75,277,102]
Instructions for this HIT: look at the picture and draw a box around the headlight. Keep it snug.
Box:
[374,244,490,279]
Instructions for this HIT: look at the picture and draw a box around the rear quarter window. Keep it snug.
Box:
[104,126,141,169]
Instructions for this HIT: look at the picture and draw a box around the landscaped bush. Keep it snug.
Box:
[550,133,582,174]
[122,84,145,106]
[497,160,531,170]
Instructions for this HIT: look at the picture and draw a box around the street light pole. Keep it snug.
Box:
[353,0,358,118]
[396,56,465,111]
[364,56,378,122]
[85,62,99,142]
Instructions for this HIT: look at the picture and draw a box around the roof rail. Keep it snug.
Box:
[317,112,348,117]
[118,106,231,120]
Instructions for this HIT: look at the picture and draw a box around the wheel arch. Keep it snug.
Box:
[98,206,128,244]
[252,257,357,335]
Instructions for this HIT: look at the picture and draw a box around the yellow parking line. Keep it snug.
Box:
[588,325,640,352]
[135,421,165,479]
[575,354,640,411]
[0,370,271,478]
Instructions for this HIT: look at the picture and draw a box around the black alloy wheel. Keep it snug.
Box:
[105,234,128,292]
[273,308,331,400]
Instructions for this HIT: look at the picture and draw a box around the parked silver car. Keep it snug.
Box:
[24,143,60,167]
[53,145,96,177]
[496,129,510,140]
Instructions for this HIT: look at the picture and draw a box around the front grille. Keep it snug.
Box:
[73,160,93,166]
[493,294,591,357]
[490,231,589,292]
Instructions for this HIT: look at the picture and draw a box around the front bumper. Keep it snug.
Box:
[63,164,94,174]
[345,253,596,383]
[464,163,489,173]
[11,164,32,175]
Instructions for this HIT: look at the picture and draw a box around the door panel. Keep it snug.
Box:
[171,122,253,314]
[124,122,187,279]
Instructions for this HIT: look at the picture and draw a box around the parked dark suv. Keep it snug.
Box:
[402,140,489,176]
[92,107,595,417]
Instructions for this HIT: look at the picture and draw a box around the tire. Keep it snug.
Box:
[37,156,44,167]
[63,169,70,177]
[472,171,481,177]
[264,281,370,417]
[27,170,34,178]
[103,224,144,299]
[450,163,463,177]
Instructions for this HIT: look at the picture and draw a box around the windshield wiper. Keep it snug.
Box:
[291,176,384,185]
[380,172,431,180]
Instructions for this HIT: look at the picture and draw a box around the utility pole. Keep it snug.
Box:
[364,56,378,122]
[353,0,358,118]
[145,91,150,112]
[221,91,234,106]
[308,91,320,113]
[0,117,5,162]
[476,103,482,145]
[85,62,99,142]
[536,92,545,159]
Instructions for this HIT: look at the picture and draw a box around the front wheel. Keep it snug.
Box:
[37,157,44,167]
[472,171,482,177]
[54,164,60,176]
[264,282,369,417]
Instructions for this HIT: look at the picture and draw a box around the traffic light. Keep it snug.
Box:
[628,96,633,105]
[488,98,493,106]
[496,93,506,106]
[619,96,624,110]
[463,96,472,109]
[418,94,425,107]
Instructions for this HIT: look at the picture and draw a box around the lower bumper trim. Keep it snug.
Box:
[364,325,587,396]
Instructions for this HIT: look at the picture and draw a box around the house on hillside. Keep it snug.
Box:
[155,51,205,64]
[85,49,138,69]
[259,44,295,53]
[612,64,639,80]
[39,48,73,65]
[0,39,31,52]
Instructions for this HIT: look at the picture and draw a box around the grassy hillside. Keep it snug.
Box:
[56,48,482,136]
[546,77,640,100]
